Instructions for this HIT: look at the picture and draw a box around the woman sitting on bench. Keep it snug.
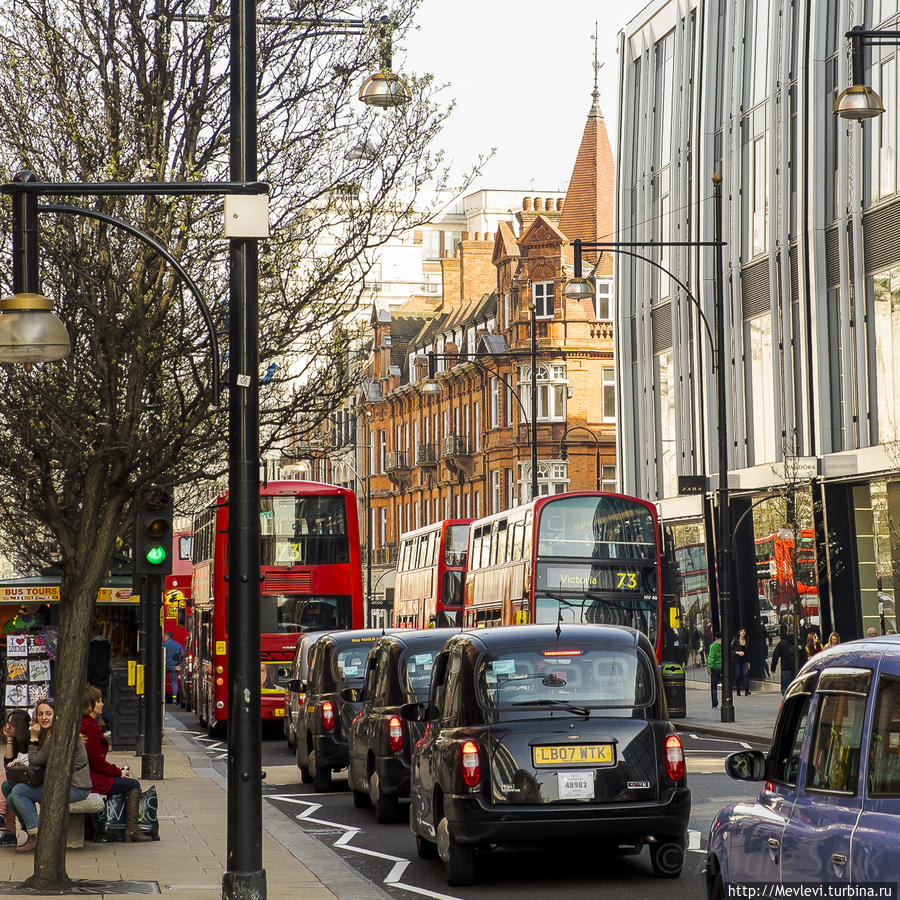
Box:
[8,701,91,853]
[80,685,149,842]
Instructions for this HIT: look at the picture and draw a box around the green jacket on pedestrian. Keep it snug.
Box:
[707,639,723,672]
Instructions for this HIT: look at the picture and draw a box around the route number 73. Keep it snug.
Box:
[616,572,638,589]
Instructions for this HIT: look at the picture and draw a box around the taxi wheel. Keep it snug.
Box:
[649,838,685,878]
[297,743,313,784]
[309,749,332,792]
[370,772,400,824]
[352,789,371,808]
[709,870,724,900]
[416,833,438,860]
[437,816,476,886]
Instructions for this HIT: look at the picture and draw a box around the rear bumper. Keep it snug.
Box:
[314,733,348,770]
[445,788,691,845]
[376,754,411,797]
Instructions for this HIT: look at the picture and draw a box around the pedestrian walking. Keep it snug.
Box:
[707,632,723,709]
[827,631,840,648]
[81,685,150,842]
[690,625,702,667]
[731,628,751,696]
[7,701,91,853]
[87,621,112,729]
[162,631,184,703]
[771,630,797,694]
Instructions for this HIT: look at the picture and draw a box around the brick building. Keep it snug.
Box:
[352,89,618,624]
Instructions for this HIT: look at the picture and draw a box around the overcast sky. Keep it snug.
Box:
[401,0,653,194]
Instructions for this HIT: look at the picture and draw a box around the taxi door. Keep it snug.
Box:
[850,658,900,882]
[779,667,872,882]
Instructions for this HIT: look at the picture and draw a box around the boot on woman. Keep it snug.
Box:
[16,830,36,853]
[123,789,151,843]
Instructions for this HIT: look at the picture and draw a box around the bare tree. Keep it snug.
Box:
[0,0,475,888]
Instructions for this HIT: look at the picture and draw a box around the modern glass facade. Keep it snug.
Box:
[617,0,900,645]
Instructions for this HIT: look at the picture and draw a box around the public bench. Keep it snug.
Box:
[65,793,105,848]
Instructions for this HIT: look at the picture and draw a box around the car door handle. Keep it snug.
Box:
[832,853,848,867]
[767,839,780,851]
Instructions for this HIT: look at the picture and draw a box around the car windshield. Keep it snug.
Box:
[401,650,439,700]
[476,645,654,711]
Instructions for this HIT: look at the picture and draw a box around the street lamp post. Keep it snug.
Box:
[564,183,732,720]
[559,425,602,491]
[421,350,539,502]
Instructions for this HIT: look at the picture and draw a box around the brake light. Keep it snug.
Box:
[543,649,583,657]
[388,716,403,752]
[664,734,685,781]
[321,701,335,731]
[460,740,480,787]
[215,676,224,687]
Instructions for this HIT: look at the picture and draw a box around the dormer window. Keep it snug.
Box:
[533,282,554,318]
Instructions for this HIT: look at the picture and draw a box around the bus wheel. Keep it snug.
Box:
[309,749,332,792]
[207,716,225,740]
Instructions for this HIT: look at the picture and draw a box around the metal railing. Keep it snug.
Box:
[385,450,412,471]
[415,443,438,465]
[441,434,471,457]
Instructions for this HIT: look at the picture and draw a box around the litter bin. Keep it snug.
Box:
[660,663,686,718]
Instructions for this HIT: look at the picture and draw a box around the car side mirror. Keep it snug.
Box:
[725,749,766,781]
[340,687,361,703]
[288,679,306,693]
[400,701,425,722]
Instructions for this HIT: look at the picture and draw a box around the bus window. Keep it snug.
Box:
[444,524,469,567]
[497,521,508,563]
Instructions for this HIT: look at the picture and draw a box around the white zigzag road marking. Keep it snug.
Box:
[266,793,460,900]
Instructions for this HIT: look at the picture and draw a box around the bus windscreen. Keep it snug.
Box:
[260,495,349,565]
[537,495,656,561]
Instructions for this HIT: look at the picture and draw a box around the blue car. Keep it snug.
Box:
[704,635,900,897]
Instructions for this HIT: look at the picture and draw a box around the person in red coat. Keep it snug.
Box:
[81,685,150,842]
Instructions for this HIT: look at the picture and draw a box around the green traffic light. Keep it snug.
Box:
[145,545,167,565]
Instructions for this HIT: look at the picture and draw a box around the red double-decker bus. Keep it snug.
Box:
[164,530,194,648]
[393,519,472,628]
[191,481,363,736]
[464,491,663,660]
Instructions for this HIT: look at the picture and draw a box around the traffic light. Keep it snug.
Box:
[134,488,173,576]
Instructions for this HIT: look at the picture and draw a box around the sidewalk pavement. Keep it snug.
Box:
[679,673,782,744]
[0,714,389,900]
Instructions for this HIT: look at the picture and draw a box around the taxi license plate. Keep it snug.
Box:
[274,708,284,717]
[532,744,613,766]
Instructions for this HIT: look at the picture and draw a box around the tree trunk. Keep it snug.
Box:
[23,574,100,891]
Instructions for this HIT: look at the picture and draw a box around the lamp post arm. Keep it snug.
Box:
[37,203,222,406]
[558,424,601,448]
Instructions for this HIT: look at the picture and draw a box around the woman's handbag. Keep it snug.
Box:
[5,764,43,788]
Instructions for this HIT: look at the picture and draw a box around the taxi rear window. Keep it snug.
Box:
[336,647,370,683]
[476,645,654,710]
[401,650,439,700]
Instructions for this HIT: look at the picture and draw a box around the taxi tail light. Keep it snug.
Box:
[321,701,335,732]
[663,734,685,782]
[215,676,225,687]
[388,716,403,752]
[460,740,480,787]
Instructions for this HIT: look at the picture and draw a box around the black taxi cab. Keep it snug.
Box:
[347,628,456,822]
[406,624,690,886]
[292,629,391,791]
